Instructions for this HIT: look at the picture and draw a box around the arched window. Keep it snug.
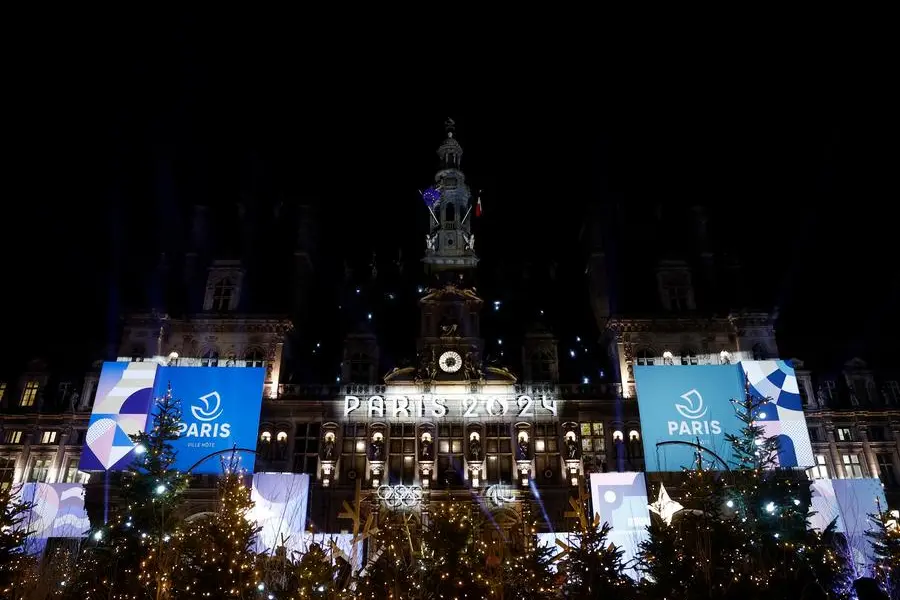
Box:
[680,349,698,365]
[636,349,655,366]
[212,278,234,311]
[245,348,266,368]
[445,203,455,222]
[201,350,219,367]
[752,344,766,361]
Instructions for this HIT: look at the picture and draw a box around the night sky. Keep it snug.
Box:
[2,20,895,381]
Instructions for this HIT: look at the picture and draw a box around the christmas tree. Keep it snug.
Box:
[416,501,491,599]
[562,486,634,598]
[353,511,419,599]
[73,382,191,598]
[172,452,262,597]
[292,543,341,598]
[0,483,36,599]
[497,533,558,600]
[867,509,900,600]
[636,379,850,600]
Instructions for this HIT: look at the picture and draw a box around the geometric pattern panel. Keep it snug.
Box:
[18,483,90,544]
[248,473,310,557]
[741,360,814,468]
[590,472,651,579]
[79,362,158,471]
[832,478,887,576]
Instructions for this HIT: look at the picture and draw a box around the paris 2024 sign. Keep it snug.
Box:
[634,360,814,472]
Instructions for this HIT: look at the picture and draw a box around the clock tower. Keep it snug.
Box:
[415,121,488,384]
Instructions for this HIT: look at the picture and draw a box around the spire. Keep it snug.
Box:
[423,120,478,278]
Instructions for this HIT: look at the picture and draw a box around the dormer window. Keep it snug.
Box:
[212,278,234,311]
[20,381,39,407]
[680,349,698,365]
[657,264,695,312]
[201,350,219,368]
[636,350,655,366]
[245,348,266,368]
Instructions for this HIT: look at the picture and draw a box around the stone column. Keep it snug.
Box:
[52,430,70,483]
[856,423,880,479]
[824,426,844,479]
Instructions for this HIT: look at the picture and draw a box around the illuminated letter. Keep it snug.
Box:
[516,395,533,417]
[415,396,426,418]
[667,421,678,435]
[368,395,385,418]
[344,395,361,416]
[539,395,557,416]
[219,423,231,437]
[710,421,722,434]
[463,396,480,418]
[432,397,447,418]
[486,396,508,416]
[392,396,410,419]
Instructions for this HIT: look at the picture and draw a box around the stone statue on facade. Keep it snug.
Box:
[425,234,436,251]
[420,434,433,460]
[468,434,482,461]
[517,434,530,460]
[565,433,579,459]
[322,432,335,460]
[369,433,385,461]
[463,349,482,380]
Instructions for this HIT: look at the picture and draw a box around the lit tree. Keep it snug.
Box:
[0,483,36,599]
[172,452,262,598]
[353,511,419,599]
[68,382,190,599]
[562,487,633,599]
[292,543,341,598]
[637,380,852,599]
[497,533,557,600]
[867,510,900,600]
[416,501,491,599]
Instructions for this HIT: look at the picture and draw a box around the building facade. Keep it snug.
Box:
[1,123,897,555]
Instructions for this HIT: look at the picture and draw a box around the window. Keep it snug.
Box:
[389,424,416,485]
[797,380,810,406]
[437,423,464,486]
[349,353,370,383]
[201,350,219,368]
[70,430,86,446]
[680,349,698,365]
[751,344,766,361]
[869,426,887,442]
[667,286,691,311]
[0,457,15,491]
[245,348,266,368]
[0,382,6,403]
[62,458,81,483]
[534,423,558,483]
[341,424,367,483]
[884,381,900,405]
[809,454,829,479]
[837,427,853,442]
[212,278,234,311]
[636,350,655,366]
[28,457,52,482]
[808,427,820,443]
[21,381,39,407]
[292,423,320,474]
[3,430,23,444]
[40,431,57,445]
[842,454,864,478]
[823,381,837,403]
[580,422,606,472]
[877,454,898,487]
[484,423,512,485]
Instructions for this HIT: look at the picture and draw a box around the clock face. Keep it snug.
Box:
[438,351,462,373]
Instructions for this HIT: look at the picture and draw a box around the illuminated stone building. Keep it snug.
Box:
[256,123,638,543]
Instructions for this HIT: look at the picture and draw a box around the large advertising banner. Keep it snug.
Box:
[742,360,814,468]
[634,365,745,472]
[810,478,887,574]
[589,472,650,579]
[80,362,158,471]
[18,483,91,555]
[152,366,266,474]
[634,361,815,472]
[248,473,310,557]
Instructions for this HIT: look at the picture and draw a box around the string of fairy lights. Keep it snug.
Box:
[2,380,897,598]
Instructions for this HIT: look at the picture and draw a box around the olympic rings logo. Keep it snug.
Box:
[376,485,423,509]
